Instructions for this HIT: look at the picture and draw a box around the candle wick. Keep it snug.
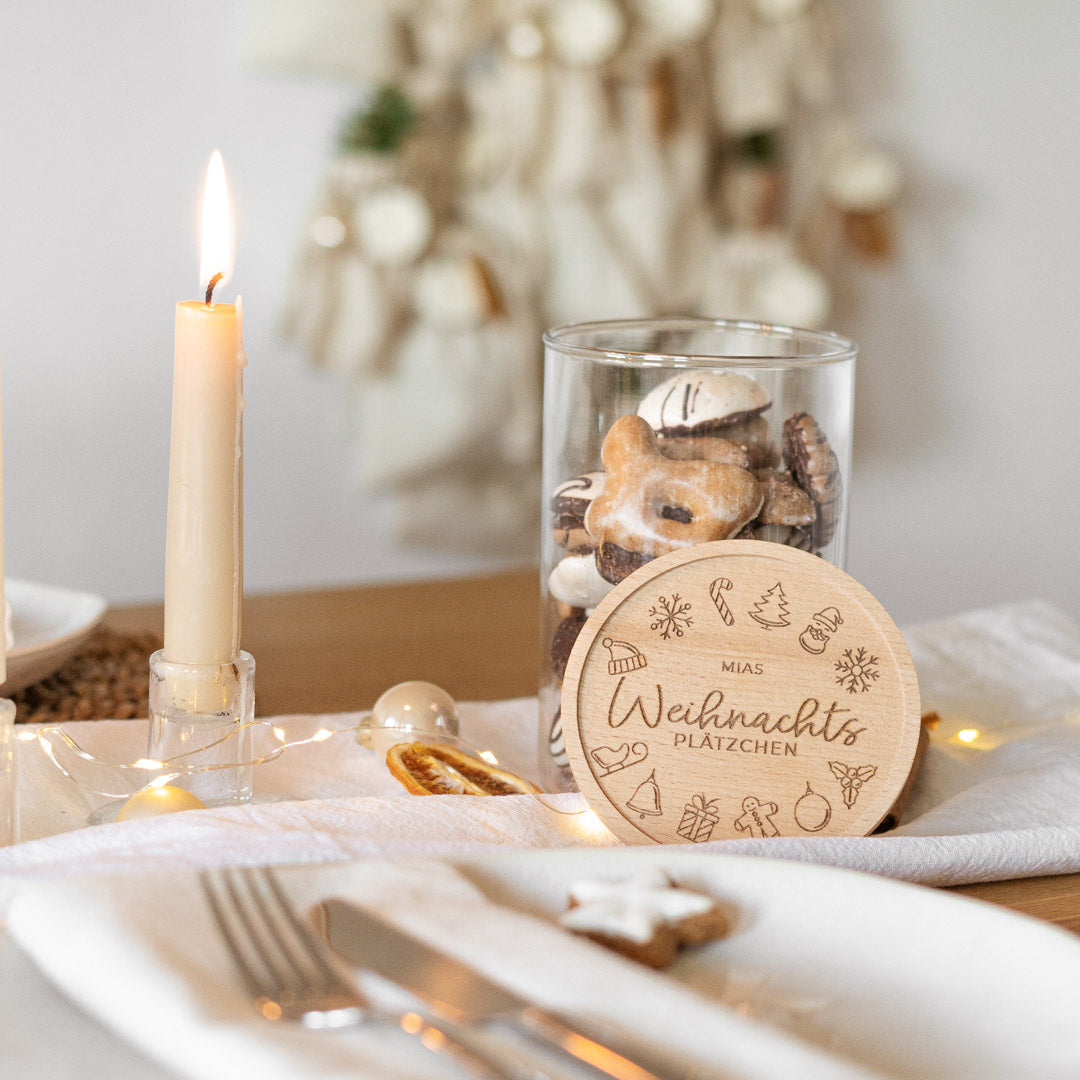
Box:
[205,273,224,306]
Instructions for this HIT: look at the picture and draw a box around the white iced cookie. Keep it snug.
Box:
[547,0,626,67]
[559,868,729,968]
[637,370,771,437]
[354,183,433,266]
[825,145,902,213]
[552,471,607,508]
[548,554,614,610]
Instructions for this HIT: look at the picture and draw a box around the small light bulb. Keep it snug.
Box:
[400,1013,424,1035]
[116,785,205,820]
[957,728,979,743]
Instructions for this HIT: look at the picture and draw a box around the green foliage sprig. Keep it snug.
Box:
[339,85,418,155]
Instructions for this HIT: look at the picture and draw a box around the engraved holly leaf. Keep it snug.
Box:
[828,761,878,807]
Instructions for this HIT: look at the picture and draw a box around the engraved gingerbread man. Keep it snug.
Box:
[734,795,780,838]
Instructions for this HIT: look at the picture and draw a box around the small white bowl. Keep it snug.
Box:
[3,579,107,695]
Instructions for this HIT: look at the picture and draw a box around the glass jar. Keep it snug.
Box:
[538,317,857,792]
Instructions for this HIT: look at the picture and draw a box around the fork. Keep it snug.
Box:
[200,865,530,1078]
[201,865,365,1029]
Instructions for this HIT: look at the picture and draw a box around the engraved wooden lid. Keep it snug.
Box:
[561,541,921,845]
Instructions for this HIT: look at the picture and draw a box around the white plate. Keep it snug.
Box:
[431,849,1080,1079]
[2,579,106,694]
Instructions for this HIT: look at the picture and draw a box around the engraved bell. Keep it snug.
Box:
[626,769,663,818]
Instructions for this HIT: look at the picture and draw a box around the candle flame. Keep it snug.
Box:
[199,149,234,295]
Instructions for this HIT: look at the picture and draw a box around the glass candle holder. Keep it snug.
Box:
[148,650,255,806]
[0,698,17,846]
[539,317,857,792]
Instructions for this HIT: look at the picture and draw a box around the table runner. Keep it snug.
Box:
[2,599,1079,904]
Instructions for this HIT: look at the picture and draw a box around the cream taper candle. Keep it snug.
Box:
[163,151,245,665]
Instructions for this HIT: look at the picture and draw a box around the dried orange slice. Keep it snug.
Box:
[385,741,542,796]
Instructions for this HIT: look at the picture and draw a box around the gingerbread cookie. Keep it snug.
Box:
[584,415,762,575]
[558,867,730,969]
[595,541,655,585]
[657,434,761,470]
[756,470,815,524]
[783,411,842,549]
[716,413,775,465]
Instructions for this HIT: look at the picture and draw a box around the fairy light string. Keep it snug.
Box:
[16,716,596,818]
[17,718,358,801]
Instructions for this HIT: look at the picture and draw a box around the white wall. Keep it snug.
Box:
[0,1,500,606]
[1,2,1078,627]
[834,1,1080,624]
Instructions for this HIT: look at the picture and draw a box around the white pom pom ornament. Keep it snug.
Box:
[634,0,715,42]
[505,19,545,59]
[412,255,493,329]
[749,257,830,329]
[825,146,902,213]
[751,0,811,22]
[548,0,626,67]
[354,184,434,267]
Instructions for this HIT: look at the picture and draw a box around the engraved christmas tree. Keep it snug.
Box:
[748,582,791,629]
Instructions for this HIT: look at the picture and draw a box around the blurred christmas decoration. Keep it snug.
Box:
[245,0,900,556]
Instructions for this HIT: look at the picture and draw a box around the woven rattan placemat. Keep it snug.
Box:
[10,627,162,724]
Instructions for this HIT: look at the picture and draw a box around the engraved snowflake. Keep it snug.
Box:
[648,593,693,640]
[834,646,881,693]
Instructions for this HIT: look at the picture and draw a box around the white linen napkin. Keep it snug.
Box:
[3,599,1080,895]
[4,857,893,1080]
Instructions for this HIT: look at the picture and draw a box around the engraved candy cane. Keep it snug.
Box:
[709,577,735,626]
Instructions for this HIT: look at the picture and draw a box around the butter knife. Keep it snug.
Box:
[321,898,681,1080]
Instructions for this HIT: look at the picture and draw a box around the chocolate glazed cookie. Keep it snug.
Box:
[550,612,588,680]
[783,412,842,550]
[551,472,605,553]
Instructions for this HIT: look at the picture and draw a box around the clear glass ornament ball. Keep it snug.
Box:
[359,681,461,754]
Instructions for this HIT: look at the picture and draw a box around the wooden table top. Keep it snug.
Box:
[104,568,1080,937]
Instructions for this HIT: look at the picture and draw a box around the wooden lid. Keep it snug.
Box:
[561,541,921,844]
